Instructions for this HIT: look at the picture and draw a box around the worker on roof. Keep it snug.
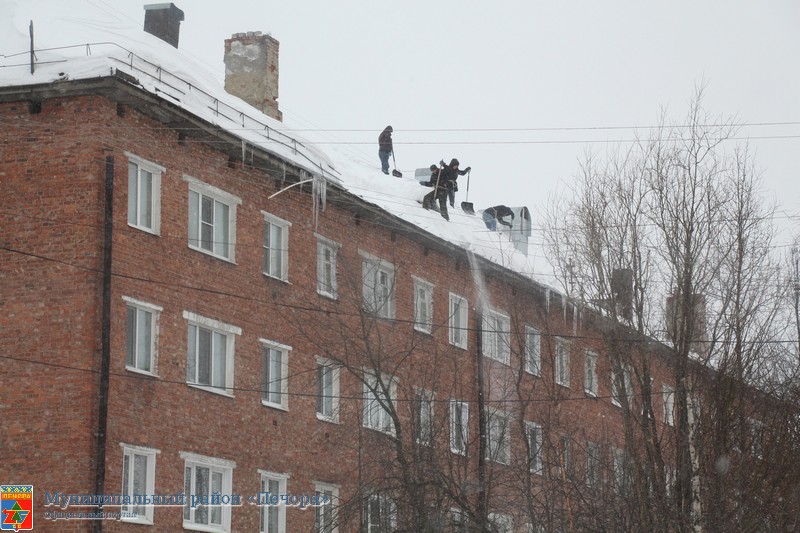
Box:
[482,205,515,231]
[439,158,471,208]
[378,125,393,175]
[421,164,450,221]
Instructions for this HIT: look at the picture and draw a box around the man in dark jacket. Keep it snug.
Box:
[439,158,471,207]
[482,205,515,231]
[422,164,450,221]
[378,125,393,175]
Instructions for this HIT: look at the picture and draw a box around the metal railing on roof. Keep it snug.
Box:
[1,42,341,183]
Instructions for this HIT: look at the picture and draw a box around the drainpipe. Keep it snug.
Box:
[94,155,114,533]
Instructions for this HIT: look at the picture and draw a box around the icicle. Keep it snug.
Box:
[572,303,578,336]
[311,171,327,230]
[563,296,567,324]
[241,140,246,162]
[545,288,550,313]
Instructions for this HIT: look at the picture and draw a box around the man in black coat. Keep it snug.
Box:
[482,205,515,231]
[378,125,393,175]
[422,164,450,221]
[439,158,471,207]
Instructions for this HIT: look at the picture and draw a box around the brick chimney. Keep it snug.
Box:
[143,3,185,48]
[224,32,283,122]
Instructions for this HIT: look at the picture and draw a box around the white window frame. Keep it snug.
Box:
[414,389,434,446]
[558,435,571,478]
[183,311,240,397]
[611,363,633,408]
[363,494,397,533]
[259,470,289,533]
[486,408,511,464]
[123,296,162,376]
[612,447,627,494]
[450,508,468,532]
[555,337,570,387]
[488,513,513,533]
[584,351,598,396]
[525,421,543,474]
[524,325,541,376]
[663,384,675,426]
[120,443,160,525]
[313,482,339,533]
[412,276,434,334]
[450,400,469,455]
[180,452,235,533]
[125,152,163,235]
[449,293,469,349]
[260,339,290,411]
[362,372,397,436]
[315,234,340,299]
[316,357,341,423]
[262,211,291,281]
[483,309,511,365]
[586,441,601,488]
[185,175,241,262]
[360,251,396,319]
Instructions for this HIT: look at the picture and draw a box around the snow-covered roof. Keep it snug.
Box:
[0,0,553,290]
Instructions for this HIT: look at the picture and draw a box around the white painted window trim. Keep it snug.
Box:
[315,356,340,424]
[486,408,511,464]
[663,384,675,426]
[180,452,236,533]
[525,421,543,474]
[184,175,241,263]
[555,337,570,387]
[315,233,340,300]
[412,276,434,334]
[262,211,291,282]
[259,339,291,411]
[362,371,397,436]
[450,399,469,455]
[584,350,598,397]
[313,481,340,533]
[524,325,541,376]
[359,250,397,319]
[122,296,162,377]
[183,311,240,397]
[482,308,511,365]
[449,293,469,350]
[414,388,435,446]
[258,470,289,533]
[125,152,164,235]
[119,443,160,525]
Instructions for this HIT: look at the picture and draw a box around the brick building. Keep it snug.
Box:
[3,4,787,533]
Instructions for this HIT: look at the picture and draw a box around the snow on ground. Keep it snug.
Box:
[0,0,554,289]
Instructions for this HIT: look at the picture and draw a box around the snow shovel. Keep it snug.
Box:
[460,170,475,214]
[391,153,403,178]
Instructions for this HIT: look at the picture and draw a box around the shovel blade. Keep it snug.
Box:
[461,202,475,215]
[392,169,403,178]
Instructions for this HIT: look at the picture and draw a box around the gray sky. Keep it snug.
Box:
[9,0,800,248]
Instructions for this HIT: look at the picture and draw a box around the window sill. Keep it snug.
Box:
[128,222,160,236]
[317,289,338,300]
[584,390,597,398]
[121,516,153,526]
[188,383,234,398]
[413,326,433,335]
[263,272,291,284]
[525,369,541,377]
[188,244,236,264]
[363,425,396,438]
[125,366,158,378]
[261,400,288,412]
[316,413,339,424]
[182,521,229,533]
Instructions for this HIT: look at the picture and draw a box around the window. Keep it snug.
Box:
[488,513,513,533]
[450,400,469,455]
[413,277,434,333]
[184,311,240,396]
[558,435,571,478]
[316,357,340,423]
[262,211,291,281]
[524,326,541,375]
[126,153,163,234]
[363,494,396,533]
[584,351,598,396]
[612,447,627,494]
[450,508,468,532]
[525,422,543,474]
[261,340,290,410]
[361,251,396,319]
[663,384,675,426]
[555,337,569,387]
[611,363,633,408]
[449,293,469,349]
[414,389,434,446]
[314,482,339,533]
[123,296,161,375]
[259,471,288,533]
[483,309,511,365]
[586,441,601,488]
[316,234,340,299]
[486,409,511,464]
[120,444,159,524]
[181,452,235,532]
[363,372,396,435]
[185,175,241,261]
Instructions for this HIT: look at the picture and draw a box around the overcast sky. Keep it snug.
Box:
[5,0,800,249]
